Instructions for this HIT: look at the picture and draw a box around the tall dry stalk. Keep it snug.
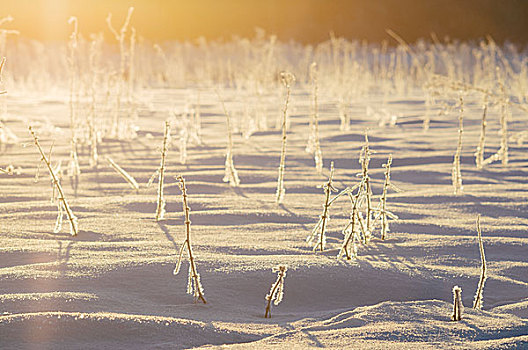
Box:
[67,17,81,194]
[452,96,464,195]
[359,131,373,240]
[173,175,207,304]
[482,80,510,167]
[475,96,488,169]
[0,57,6,95]
[306,62,323,174]
[338,190,362,259]
[473,215,487,310]
[307,162,337,252]
[377,155,399,240]
[29,127,78,236]
[106,7,134,138]
[275,71,295,204]
[88,35,102,168]
[264,265,287,318]
[148,121,170,221]
[217,91,240,186]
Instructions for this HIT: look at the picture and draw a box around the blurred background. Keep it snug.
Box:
[0,0,527,44]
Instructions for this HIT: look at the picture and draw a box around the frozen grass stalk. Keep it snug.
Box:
[264,265,287,318]
[29,127,78,236]
[217,92,240,186]
[106,7,134,138]
[473,215,487,310]
[88,36,101,168]
[338,190,362,259]
[359,131,373,239]
[0,57,6,95]
[67,17,81,194]
[276,71,295,204]
[451,286,463,321]
[377,155,399,240]
[475,96,488,169]
[149,121,170,221]
[306,62,323,174]
[106,157,139,192]
[307,162,337,252]
[482,75,510,167]
[173,175,206,304]
[452,96,463,195]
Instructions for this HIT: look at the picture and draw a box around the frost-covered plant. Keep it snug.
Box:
[148,121,170,221]
[87,35,103,168]
[29,126,78,236]
[173,175,206,304]
[275,71,295,204]
[106,157,140,192]
[473,215,487,310]
[375,155,399,240]
[307,162,337,252]
[452,96,463,195]
[127,27,136,104]
[67,17,79,140]
[338,96,350,131]
[67,139,81,195]
[66,18,81,195]
[0,17,19,58]
[451,285,463,321]
[338,189,363,259]
[482,78,509,167]
[106,7,134,138]
[474,96,488,169]
[0,57,6,95]
[175,108,189,165]
[305,62,323,174]
[191,92,202,145]
[358,131,373,240]
[217,91,240,186]
[264,265,287,318]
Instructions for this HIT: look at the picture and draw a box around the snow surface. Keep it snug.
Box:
[1,50,528,348]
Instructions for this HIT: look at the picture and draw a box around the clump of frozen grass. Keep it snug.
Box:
[452,95,463,195]
[307,162,337,252]
[217,91,240,187]
[173,175,206,304]
[106,157,139,192]
[451,286,463,321]
[473,215,487,310]
[29,126,78,236]
[148,121,171,221]
[305,62,323,174]
[275,71,295,204]
[264,265,287,318]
